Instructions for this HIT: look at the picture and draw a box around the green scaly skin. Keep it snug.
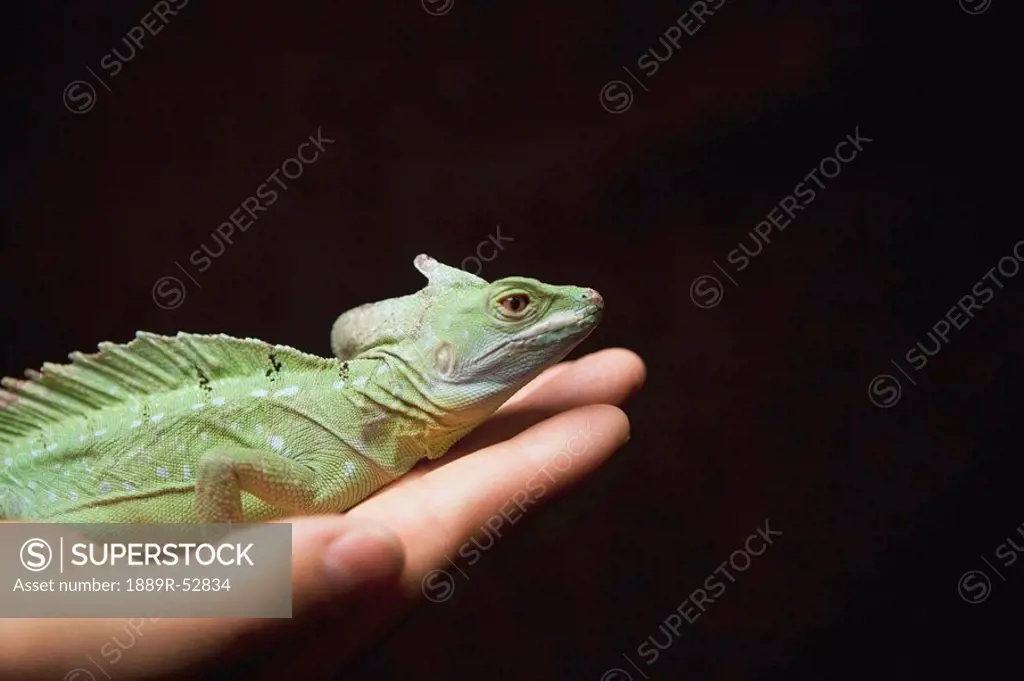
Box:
[0,255,603,523]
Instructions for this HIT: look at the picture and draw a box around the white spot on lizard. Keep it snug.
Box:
[130,419,142,428]
[3,458,12,466]
[251,389,269,397]
[46,443,58,452]
[94,429,106,437]
[27,481,37,491]
[182,465,191,480]
[156,467,169,479]
[99,482,111,493]
[151,413,165,424]
[68,491,79,501]
[353,376,368,388]
[332,380,346,390]
[191,403,206,411]
[267,435,284,451]
[47,490,57,501]
[273,385,299,397]
[123,482,135,492]
[211,397,226,406]
[343,461,356,478]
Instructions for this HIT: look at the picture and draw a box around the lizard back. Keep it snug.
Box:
[0,332,364,520]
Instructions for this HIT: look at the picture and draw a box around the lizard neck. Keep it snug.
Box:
[344,350,524,461]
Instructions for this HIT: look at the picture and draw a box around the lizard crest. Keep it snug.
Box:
[0,334,330,449]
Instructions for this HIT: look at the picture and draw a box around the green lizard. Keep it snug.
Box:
[0,254,603,523]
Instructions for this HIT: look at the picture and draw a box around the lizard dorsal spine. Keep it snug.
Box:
[0,332,334,449]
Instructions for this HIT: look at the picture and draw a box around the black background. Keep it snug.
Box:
[1,0,1017,679]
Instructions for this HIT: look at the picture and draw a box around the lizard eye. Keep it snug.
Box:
[498,293,531,317]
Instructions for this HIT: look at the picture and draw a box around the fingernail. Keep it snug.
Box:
[323,524,404,591]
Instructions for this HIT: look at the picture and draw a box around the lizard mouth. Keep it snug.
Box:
[508,308,600,347]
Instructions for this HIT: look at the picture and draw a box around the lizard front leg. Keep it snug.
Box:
[195,446,318,523]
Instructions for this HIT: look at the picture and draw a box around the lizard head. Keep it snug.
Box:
[331,254,603,417]
[415,257,603,391]
[409,255,603,411]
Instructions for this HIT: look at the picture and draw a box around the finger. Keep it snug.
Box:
[347,403,630,591]
[503,358,575,403]
[448,348,643,457]
[506,347,646,409]
[0,517,405,681]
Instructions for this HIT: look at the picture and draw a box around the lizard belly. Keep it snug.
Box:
[1,384,427,521]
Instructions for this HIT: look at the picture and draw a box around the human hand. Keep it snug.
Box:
[0,347,644,681]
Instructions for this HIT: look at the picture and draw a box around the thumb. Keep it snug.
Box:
[0,516,407,681]
[288,515,408,609]
[165,515,408,667]
[195,516,411,679]
[170,516,408,680]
